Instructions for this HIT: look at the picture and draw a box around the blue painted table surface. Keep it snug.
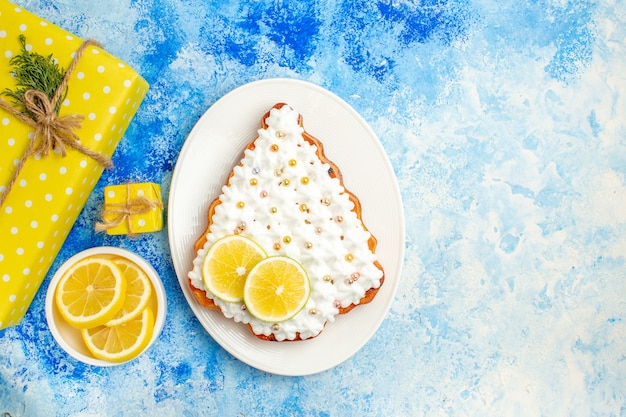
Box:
[2,0,625,415]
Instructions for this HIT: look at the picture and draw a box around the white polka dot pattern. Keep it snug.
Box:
[0,4,149,330]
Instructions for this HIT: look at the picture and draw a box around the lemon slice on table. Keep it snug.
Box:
[82,307,155,363]
[202,235,267,302]
[55,256,127,329]
[105,257,153,326]
[243,256,311,323]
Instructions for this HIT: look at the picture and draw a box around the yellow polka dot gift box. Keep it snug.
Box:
[96,183,164,236]
[0,0,149,330]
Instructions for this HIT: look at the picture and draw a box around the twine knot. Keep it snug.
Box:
[22,89,86,158]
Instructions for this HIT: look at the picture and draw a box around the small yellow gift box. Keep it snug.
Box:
[0,0,149,330]
[97,183,163,235]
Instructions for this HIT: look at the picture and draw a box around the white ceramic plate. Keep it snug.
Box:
[168,78,404,375]
[45,247,167,366]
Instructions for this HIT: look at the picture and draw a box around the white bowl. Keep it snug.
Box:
[45,246,166,366]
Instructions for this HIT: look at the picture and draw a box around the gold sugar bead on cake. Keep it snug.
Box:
[309,308,318,315]
[271,144,279,152]
[281,179,291,186]
[300,177,309,185]
[322,197,331,206]
[283,236,292,244]
[272,324,280,331]
[249,178,258,186]
[233,220,247,235]
[345,253,354,262]
[299,204,308,212]
[236,201,245,209]
[234,225,245,235]
[315,227,323,235]
[288,159,297,167]
[273,242,281,250]
[335,215,344,223]
[323,275,334,284]
[274,168,283,176]
[304,241,313,249]
[275,130,286,139]
[270,206,278,214]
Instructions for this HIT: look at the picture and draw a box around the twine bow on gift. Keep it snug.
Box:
[95,184,163,235]
[0,38,113,208]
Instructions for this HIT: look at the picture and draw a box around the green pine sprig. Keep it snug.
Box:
[2,34,68,116]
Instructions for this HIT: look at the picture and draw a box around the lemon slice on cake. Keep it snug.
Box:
[55,256,127,329]
[202,235,267,302]
[243,256,311,323]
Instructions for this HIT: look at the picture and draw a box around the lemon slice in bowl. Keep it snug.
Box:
[82,307,155,363]
[105,257,153,326]
[55,256,127,329]
[243,256,311,323]
[202,235,267,302]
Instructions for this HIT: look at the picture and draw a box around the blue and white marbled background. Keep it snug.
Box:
[1,0,625,415]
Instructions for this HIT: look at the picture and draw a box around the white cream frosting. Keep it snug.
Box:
[189,105,383,341]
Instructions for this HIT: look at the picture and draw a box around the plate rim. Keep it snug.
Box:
[168,77,405,375]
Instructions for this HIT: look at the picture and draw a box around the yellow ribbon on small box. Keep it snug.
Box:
[96,183,163,235]
[0,0,149,330]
